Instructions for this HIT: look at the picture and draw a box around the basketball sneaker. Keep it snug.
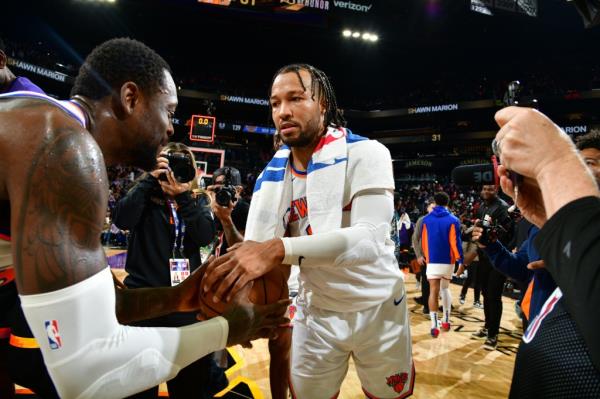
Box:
[484,335,498,350]
[441,322,451,332]
[431,328,440,338]
[471,328,487,339]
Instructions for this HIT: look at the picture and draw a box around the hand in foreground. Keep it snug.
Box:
[498,165,547,228]
[221,284,290,347]
[494,107,576,180]
[201,239,285,302]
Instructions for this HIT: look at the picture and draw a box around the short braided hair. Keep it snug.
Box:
[270,63,346,129]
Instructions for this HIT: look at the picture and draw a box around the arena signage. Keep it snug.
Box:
[460,158,491,166]
[217,121,276,135]
[404,160,433,169]
[332,0,372,13]
[219,95,269,106]
[7,58,70,83]
[561,125,589,135]
[407,103,459,115]
[280,0,330,10]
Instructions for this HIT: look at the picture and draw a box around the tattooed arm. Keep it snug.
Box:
[13,125,109,295]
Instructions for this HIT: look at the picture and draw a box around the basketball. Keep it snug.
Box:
[199,267,288,319]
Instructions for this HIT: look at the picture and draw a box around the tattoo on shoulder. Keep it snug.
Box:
[14,127,109,293]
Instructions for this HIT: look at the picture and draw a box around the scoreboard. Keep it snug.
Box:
[189,115,216,143]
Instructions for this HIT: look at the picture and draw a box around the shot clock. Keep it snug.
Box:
[189,115,216,143]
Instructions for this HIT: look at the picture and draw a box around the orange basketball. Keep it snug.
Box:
[199,267,288,319]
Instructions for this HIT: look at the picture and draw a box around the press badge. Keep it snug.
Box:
[170,258,191,286]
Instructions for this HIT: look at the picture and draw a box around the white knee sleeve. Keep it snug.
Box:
[19,267,228,399]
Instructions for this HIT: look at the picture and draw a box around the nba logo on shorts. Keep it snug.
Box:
[45,320,62,350]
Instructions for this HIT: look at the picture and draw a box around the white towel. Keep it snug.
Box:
[245,127,394,242]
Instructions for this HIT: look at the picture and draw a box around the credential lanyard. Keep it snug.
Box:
[168,200,185,258]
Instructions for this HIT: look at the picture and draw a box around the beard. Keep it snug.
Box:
[280,117,323,148]
[132,141,160,171]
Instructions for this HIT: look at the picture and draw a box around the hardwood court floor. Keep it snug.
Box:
[234,273,522,399]
[17,269,521,398]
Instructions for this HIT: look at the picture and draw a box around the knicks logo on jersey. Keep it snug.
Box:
[284,196,312,236]
[45,320,63,350]
[289,198,308,222]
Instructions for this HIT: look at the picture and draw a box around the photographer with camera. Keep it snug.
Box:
[492,106,600,397]
[112,142,225,398]
[471,215,556,333]
[207,167,292,399]
[207,167,249,256]
[471,185,515,350]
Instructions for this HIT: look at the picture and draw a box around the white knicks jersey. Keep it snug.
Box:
[284,165,404,313]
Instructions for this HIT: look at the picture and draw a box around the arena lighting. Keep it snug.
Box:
[343,30,379,42]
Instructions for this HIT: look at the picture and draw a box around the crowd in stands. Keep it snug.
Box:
[3,35,598,112]
[394,182,481,223]
[1,36,77,75]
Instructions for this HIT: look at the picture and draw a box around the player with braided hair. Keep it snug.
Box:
[204,64,414,399]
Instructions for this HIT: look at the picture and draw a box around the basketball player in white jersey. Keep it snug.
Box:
[204,64,414,398]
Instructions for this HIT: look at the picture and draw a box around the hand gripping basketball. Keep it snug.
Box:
[221,284,290,346]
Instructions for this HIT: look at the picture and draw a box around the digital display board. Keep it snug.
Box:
[189,115,216,142]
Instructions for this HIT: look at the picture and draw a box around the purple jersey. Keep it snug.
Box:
[4,76,45,94]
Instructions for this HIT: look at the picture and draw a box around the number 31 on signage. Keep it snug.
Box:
[431,134,442,142]
[240,0,256,5]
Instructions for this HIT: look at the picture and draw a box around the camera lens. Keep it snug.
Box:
[215,189,232,207]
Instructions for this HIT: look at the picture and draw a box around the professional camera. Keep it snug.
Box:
[159,152,196,183]
[214,168,238,207]
[475,216,507,247]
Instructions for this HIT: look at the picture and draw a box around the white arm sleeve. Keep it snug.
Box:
[281,189,394,268]
[19,267,228,399]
